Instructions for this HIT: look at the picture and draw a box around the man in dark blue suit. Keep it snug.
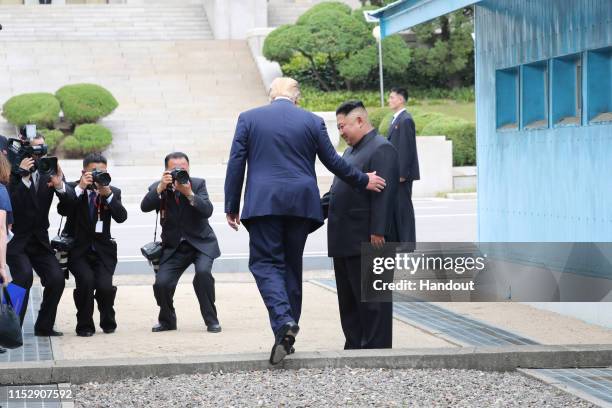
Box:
[225,77,387,365]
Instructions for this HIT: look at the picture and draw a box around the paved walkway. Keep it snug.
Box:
[27,271,612,361]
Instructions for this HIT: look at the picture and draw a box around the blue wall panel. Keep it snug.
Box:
[475,0,612,242]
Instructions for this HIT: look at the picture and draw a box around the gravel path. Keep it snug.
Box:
[74,368,593,407]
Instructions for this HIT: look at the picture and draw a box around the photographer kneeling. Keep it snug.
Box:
[141,152,221,333]
[57,153,127,337]
[7,132,75,336]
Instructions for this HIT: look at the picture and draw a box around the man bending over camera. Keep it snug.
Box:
[141,152,221,333]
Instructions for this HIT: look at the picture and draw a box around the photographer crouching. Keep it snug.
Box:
[141,152,221,333]
[7,131,75,337]
[57,153,127,337]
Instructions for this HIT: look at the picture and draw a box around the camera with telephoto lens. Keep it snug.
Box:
[169,167,189,185]
[91,169,111,187]
[51,234,75,278]
[141,241,163,273]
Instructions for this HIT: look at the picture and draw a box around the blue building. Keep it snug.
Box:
[370,0,612,326]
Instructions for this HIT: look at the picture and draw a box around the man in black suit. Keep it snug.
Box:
[57,153,127,337]
[141,152,221,333]
[387,87,420,248]
[7,133,75,336]
[322,101,399,349]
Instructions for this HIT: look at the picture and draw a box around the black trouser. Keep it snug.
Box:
[7,237,65,333]
[68,250,117,333]
[333,256,392,349]
[395,180,416,247]
[153,241,218,328]
[246,216,311,336]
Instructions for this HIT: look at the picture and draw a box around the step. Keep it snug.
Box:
[0,4,214,41]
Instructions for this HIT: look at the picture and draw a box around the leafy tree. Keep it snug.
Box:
[264,2,410,91]
[409,8,474,88]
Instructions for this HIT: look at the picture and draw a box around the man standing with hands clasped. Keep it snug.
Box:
[322,101,399,350]
[387,87,420,250]
[141,152,221,334]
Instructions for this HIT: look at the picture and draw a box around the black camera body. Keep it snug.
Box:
[51,234,75,253]
[170,167,190,185]
[91,169,111,187]
[7,138,57,175]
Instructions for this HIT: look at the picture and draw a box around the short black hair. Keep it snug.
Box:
[335,100,366,116]
[390,87,408,102]
[165,152,190,168]
[83,152,107,168]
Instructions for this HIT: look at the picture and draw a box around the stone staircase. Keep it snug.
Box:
[0,4,269,168]
[267,0,361,27]
[0,3,213,41]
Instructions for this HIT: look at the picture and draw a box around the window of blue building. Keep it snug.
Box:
[551,54,582,127]
[587,46,612,124]
[496,67,519,130]
[521,61,549,129]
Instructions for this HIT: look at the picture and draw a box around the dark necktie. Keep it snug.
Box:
[89,192,97,221]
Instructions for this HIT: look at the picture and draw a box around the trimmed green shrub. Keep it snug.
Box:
[378,112,395,136]
[56,84,118,124]
[368,107,392,131]
[1,93,60,128]
[39,129,64,153]
[412,111,447,135]
[421,117,476,166]
[63,124,112,157]
[62,136,81,157]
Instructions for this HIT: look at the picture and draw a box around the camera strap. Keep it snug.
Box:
[57,216,64,237]
[153,210,159,243]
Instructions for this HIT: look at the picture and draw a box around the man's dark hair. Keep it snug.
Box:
[164,152,190,168]
[83,152,107,168]
[33,132,45,141]
[391,87,408,102]
[336,100,366,116]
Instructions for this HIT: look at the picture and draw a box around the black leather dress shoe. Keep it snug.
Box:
[34,330,63,337]
[76,330,94,337]
[207,324,222,333]
[103,328,116,334]
[151,323,176,332]
[269,321,299,365]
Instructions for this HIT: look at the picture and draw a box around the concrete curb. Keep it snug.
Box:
[1,345,611,386]
[445,192,477,200]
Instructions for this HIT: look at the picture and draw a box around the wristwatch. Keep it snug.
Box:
[187,192,196,206]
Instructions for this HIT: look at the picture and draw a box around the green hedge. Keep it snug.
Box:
[412,111,447,135]
[39,129,64,153]
[56,84,118,124]
[378,112,394,136]
[63,124,112,157]
[1,93,61,128]
[421,117,476,166]
[368,107,392,131]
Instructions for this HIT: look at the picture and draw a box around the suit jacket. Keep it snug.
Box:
[57,182,128,272]
[7,170,75,255]
[387,110,420,181]
[141,177,220,264]
[322,130,399,258]
[224,98,369,232]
